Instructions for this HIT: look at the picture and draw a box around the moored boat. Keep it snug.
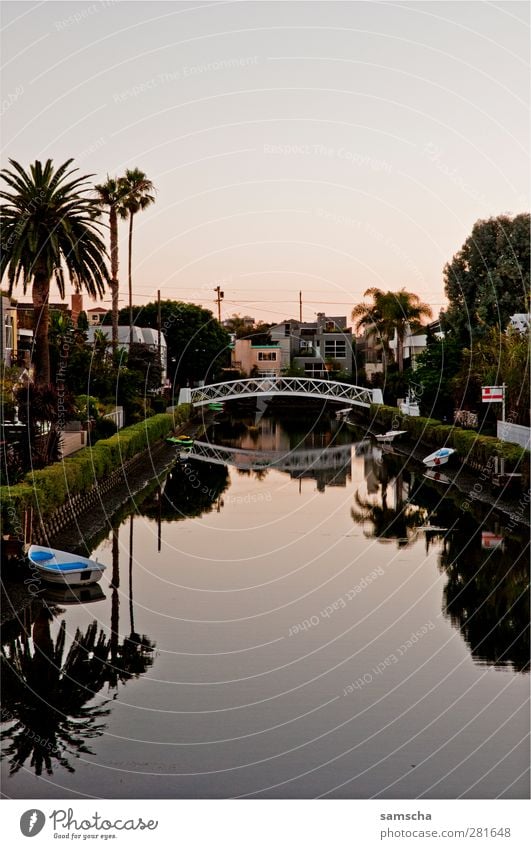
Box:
[375,430,407,444]
[166,435,194,447]
[423,447,456,468]
[28,545,106,586]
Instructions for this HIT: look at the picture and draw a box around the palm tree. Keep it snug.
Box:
[352,288,432,373]
[388,288,432,372]
[352,288,395,369]
[0,159,109,385]
[95,176,128,352]
[118,168,156,344]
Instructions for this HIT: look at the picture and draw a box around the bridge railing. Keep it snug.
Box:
[178,377,381,407]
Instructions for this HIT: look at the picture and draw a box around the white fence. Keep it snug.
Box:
[497,420,530,449]
[103,406,124,430]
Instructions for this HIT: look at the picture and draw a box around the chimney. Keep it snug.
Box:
[71,293,83,326]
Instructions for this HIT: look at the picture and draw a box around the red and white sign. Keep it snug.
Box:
[482,531,504,550]
[481,385,504,402]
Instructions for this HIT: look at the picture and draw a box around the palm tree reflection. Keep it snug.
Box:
[352,449,427,546]
[1,519,155,776]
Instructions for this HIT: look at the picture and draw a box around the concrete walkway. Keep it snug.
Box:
[60,430,87,458]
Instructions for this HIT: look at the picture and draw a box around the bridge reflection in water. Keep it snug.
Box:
[182,440,354,474]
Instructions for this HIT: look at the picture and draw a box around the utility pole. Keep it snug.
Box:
[214,285,224,322]
[157,289,161,373]
[299,290,303,322]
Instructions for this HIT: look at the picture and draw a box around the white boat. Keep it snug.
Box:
[423,447,456,468]
[28,545,106,586]
[375,430,407,444]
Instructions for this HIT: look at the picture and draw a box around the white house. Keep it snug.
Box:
[86,326,168,383]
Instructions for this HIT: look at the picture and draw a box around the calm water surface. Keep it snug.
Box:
[2,410,529,798]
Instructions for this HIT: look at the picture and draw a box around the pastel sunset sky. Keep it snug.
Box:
[2,0,529,323]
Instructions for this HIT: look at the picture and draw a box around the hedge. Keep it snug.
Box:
[1,405,192,535]
[370,403,530,483]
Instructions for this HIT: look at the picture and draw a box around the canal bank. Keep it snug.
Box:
[0,403,195,551]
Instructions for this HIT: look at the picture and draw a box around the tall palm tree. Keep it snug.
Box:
[0,159,109,385]
[118,168,156,344]
[388,288,432,372]
[352,287,395,369]
[352,288,432,373]
[95,176,128,352]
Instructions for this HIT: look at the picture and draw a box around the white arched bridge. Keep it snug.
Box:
[178,377,383,408]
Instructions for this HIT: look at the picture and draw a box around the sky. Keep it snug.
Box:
[1,0,529,325]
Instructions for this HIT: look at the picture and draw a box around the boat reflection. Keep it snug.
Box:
[40,583,106,606]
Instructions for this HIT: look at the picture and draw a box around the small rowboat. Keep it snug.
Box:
[166,435,194,447]
[375,430,407,444]
[28,545,106,586]
[423,447,456,468]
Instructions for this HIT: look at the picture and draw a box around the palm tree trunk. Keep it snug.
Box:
[110,525,120,668]
[32,271,51,385]
[110,206,119,352]
[128,513,135,636]
[128,212,134,346]
[397,331,404,373]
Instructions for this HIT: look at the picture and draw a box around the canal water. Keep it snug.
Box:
[1,409,529,799]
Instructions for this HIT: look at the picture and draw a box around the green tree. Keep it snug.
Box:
[443,213,530,343]
[113,300,230,385]
[414,331,462,419]
[0,159,109,385]
[453,326,530,426]
[118,169,156,344]
[95,176,128,352]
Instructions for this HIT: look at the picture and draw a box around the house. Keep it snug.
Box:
[85,325,168,383]
[509,313,530,333]
[86,306,109,325]
[231,339,283,378]
[269,313,354,377]
[357,318,443,376]
[0,295,18,366]
[388,319,443,370]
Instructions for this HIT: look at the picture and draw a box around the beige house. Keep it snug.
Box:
[231,339,283,377]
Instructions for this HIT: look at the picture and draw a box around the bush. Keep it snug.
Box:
[89,417,118,443]
[3,410,183,530]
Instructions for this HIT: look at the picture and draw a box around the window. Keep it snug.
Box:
[284,323,290,337]
[324,339,347,358]
[4,317,13,350]
[304,363,327,377]
[258,351,277,361]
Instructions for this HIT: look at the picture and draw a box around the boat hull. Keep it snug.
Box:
[423,448,456,468]
[28,545,106,587]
